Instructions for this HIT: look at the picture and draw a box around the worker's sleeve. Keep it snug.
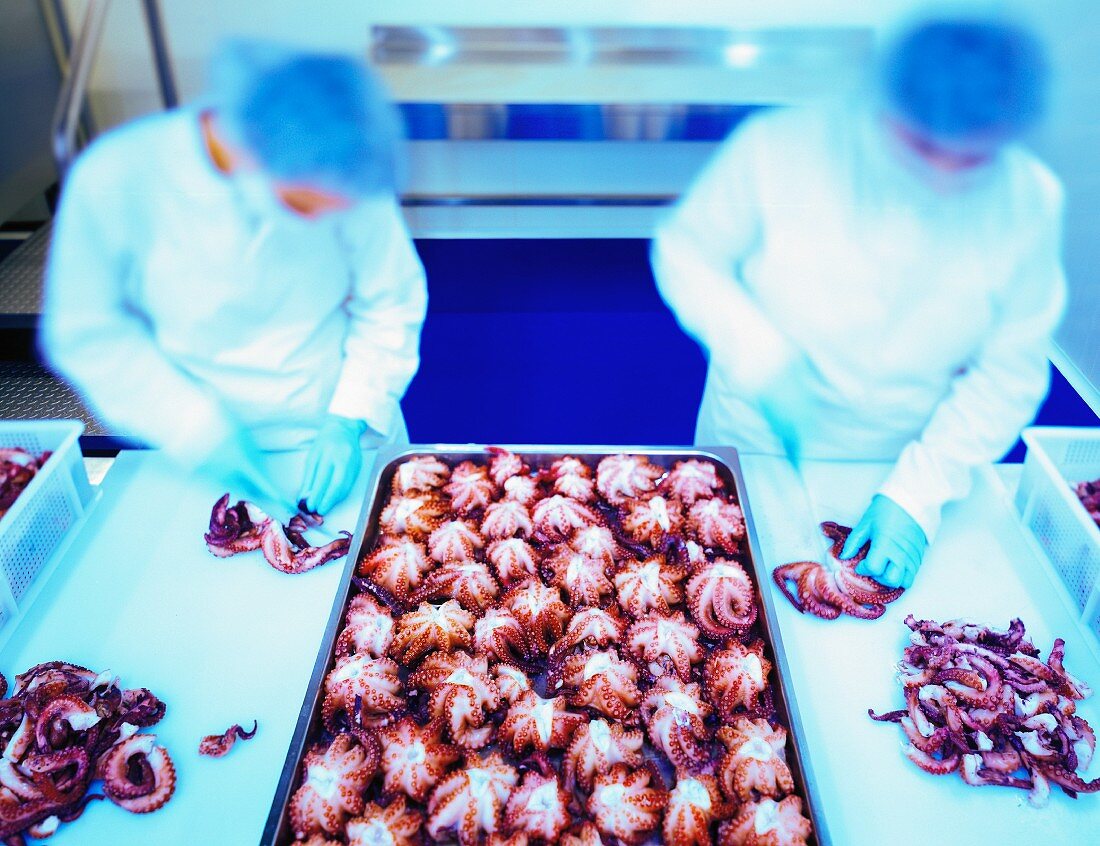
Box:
[878,195,1068,541]
[650,118,797,392]
[327,200,428,437]
[40,156,236,461]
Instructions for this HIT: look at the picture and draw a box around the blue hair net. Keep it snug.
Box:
[208,39,402,198]
[883,19,1049,142]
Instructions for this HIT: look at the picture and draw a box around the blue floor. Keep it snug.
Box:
[402,239,1097,458]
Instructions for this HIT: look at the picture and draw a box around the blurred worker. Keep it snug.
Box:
[43,40,426,518]
[653,18,1064,589]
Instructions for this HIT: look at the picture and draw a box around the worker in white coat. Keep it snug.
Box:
[652,19,1065,589]
[43,41,427,519]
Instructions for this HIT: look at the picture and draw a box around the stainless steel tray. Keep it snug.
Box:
[262,445,830,845]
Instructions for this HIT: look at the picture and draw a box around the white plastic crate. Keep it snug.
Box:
[1016,427,1100,638]
[0,420,93,641]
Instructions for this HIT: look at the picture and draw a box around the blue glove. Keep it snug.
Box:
[298,414,371,516]
[758,355,818,467]
[199,426,296,523]
[841,495,928,589]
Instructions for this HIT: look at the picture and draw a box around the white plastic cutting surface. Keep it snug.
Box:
[740,456,1100,846]
[0,449,376,845]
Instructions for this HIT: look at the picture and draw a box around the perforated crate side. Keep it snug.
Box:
[0,480,74,606]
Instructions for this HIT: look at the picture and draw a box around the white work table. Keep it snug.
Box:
[740,456,1100,846]
[4,450,1099,844]
[0,449,377,845]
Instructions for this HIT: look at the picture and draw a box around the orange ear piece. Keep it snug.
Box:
[275,185,353,219]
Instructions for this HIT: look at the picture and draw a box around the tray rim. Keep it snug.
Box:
[261,443,830,846]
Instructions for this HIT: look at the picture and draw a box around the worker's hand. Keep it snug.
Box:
[758,354,817,468]
[199,427,296,524]
[841,495,928,589]
[298,414,376,516]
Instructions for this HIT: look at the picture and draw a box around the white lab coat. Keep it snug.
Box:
[652,101,1066,539]
[42,107,427,459]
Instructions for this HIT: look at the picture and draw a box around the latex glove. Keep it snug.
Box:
[841,494,928,589]
[758,354,817,468]
[299,414,375,516]
[198,426,296,524]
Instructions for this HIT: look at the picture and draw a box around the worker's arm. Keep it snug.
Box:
[877,188,1068,542]
[651,117,798,394]
[327,198,428,438]
[41,154,291,514]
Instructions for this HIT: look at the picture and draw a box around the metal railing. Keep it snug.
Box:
[50,0,178,180]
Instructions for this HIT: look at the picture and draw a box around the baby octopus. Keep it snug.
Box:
[504,582,572,657]
[551,606,625,661]
[344,796,423,846]
[562,718,645,794]
[716,719,794,804]
[358,536,431,606]
[445,461,497,516]
[336,593,394,659]
[662,459,725,505]
[687,497,745,555]
[718,796,812,846]
[488,447,528,488]
[705,640,772,720]
[596,454,663,505]
[428,519,485,565]
[392,455,450,496]
[411,560,500,612]
[552,648,642,723]
[474,606,534,666]
[322,654,403,730]
[542,545,614,608]
[587,763,668,845]
[664,775,731,846]
[625,612,704,681]
[614,556,687,619]
[687,559,758,638]
[407,651,502,749]
[378,717,461,803]
[379,492,448,540]
[482,500,534,540]
[290,733,376,839]
[570,524,619,567]
[493,663,533,705]
[504,769,572,842]
[622,495,684,547]
[549,456,596,502]
[487,538,541,586]
[499,690,586,756]
[389,600,475,665]
[641,675,714,772]
[426,751,518,846]
[532,495,601,543]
